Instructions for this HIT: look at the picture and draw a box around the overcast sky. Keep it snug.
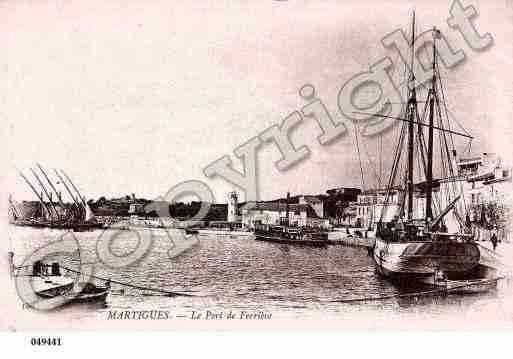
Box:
[2,0,512,206]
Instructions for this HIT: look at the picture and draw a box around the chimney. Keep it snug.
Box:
[286,192,290,226]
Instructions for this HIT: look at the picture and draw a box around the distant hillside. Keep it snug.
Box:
[88,195,228,221]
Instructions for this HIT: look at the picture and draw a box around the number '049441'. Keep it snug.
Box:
[30,337,62,346]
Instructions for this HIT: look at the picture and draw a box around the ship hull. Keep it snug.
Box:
[372,237,495,283]
[255,234,328,247]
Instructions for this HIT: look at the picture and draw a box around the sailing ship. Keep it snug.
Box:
[9,165,101,231]
[359,14,499,283]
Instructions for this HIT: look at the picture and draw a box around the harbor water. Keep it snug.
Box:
[7,225,513,328]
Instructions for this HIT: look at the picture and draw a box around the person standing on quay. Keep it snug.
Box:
[491,232,498,251]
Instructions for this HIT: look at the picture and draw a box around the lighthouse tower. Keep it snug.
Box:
[227,191,238,222]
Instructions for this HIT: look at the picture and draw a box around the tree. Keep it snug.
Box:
[469,198,511,236]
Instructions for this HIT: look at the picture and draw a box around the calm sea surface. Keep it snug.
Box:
[7,225,513,326]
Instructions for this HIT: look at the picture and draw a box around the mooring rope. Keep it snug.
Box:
[61,266,197,297]
[331,277,504,304]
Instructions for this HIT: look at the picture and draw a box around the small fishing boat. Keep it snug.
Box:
[28,261,74,298]
[63,281,110,303]
[420,268,501,293]
[33,279,75,299]
[29,261,109,303]
[445,278,500,294]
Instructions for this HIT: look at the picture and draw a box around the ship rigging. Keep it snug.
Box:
[353,13,498,282]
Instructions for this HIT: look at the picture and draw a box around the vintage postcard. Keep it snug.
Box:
[2,0,513,341]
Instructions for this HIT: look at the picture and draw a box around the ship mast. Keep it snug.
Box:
[425,28,438,224]
[54,169,79,206]
[286,192,290,226]
[406,11,416,221]
[54,168,82,218]
[354,14,474,233]
[60,169,87,209]
[37,164,66,210]
[30,168,59,219]
[18,170,52,218]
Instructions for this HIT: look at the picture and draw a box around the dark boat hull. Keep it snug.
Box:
[46,283,110,304]
[36,282,75,299]
[372,237,497,283]
[255,235,328,247]
[65,290,109,303]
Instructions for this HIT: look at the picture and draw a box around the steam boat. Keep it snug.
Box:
[253,192,329,247]
[254,224,328,247]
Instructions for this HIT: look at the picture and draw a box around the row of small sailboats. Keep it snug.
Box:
[9,164,101,231]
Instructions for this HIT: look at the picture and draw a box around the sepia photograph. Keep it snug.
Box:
[1,0,513,351]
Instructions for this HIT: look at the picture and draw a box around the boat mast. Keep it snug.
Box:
[54,169,82,218]
[60,169,87,208]
[54,169,79,206]
[30,168,59,219]
[61,169,87,218]
[18,170,52,217]
[37,164,66,210]
[406,11,416,221]
[425,28,437,224]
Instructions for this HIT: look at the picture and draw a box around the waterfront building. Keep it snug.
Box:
[352,188,402,229]
[456,153,511,207]
[350,186,441,229]
[325,187,361,225]
[340,202,358,226]
[298,195,324,218]
[454,153,512,240]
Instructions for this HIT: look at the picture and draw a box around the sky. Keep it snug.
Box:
[2,0,512,206]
